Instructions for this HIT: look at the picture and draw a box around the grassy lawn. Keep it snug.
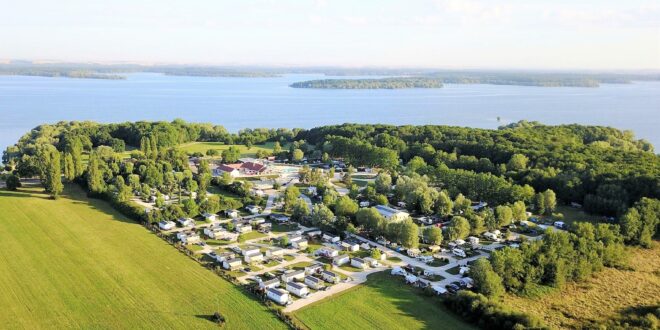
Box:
[292,272,474,330]
[287,261,314,270]
[0,185,285,329]
[177,142,275,158]
[446,265,461,275]
[239,231,268,241]
[545,205,605,226]
[503,244,660,329]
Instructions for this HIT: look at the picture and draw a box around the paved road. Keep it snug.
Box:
[282,266,386,312]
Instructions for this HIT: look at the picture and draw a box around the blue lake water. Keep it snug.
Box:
[0,73,659,150]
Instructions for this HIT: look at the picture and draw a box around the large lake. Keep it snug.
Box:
[1,73,659,150]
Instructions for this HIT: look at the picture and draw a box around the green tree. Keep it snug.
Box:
[470,258,505,299]
[495,205,513,227]
[292,149,304,162]
[356,207,386,235]
[115,176,132,202]
[182,198,199,217]
[221,146,241,163]
[291,198,310,221]
[311,204,335,230]
[534,192,546,215]
[284,185,300,212]
[424,226,443,245]
[543,189,557,215]
[400,219,419,248]
[63,152,75,181]
[371,248,382,260]
[446,216,470,241]
[375,173,392,194]
[5,174,21,191]
[511,201,528,221]
[436,190,454,217]
[334,195,358,217]
[507,153,529,171]
[273,141,282,154]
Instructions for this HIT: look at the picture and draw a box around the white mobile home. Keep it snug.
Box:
[244,253,264,264]
[341,242,360,252]
[222,258,242,270]
[158,221,175,230]
[304,263,324,275]
[292,239,308,249]
[259,278,280,290]
[241,247,261,256]
[266,288,289,305]
[304,276,324,290]
[332,255,350,266]
[265,247,285,259]
[281,269,305,282]
[286,281,309,298]
[321,270,340,283]
[351,257,367,269]
[322,234,340,243]
[177,218,195,227]
[203,213,217,222]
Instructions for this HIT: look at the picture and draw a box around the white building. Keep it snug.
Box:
[223,258,242,270]
[215,252,235,263]
[341,242,360,252]
[321,270,340,283]
[177,218,195,227]
[246,205,261,214]
[265,247,285,259]
[351,257,367,269]
[226,209,239,218]
[304,276,324,290]
[317,247,339,258]
[241,247,261,256]
[259,278,280,290]
[281,269,305,282]
[374,205,409,222]
[158,221,175,230]
[292,239,308,249]
[322,234,340,243]
[285,281,309,298]
[266,288,289,305]
[333,255,350,266]
[304,264,324,275]
[203,213,217,222]
[244,253,264,264]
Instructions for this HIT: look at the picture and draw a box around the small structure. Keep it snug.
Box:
[375,205,409,222]
[304,263,324,275]
[204,225,226,238]
[244,252,264,264]
[553,221,566,229]
[225,209,239,219]
[332,255,350,266]
[341,242,360,252]
[245,205,261,214]
[158,220,176,230]
[270,214,290,223]
[452,248,466,258]
[321,270,340,283]
[316,247,339,258]
[363,257,378,267]
[391,267,406,276]
[292,239,308,249]
[359,201,370,208]
[351,257,367,269]
[405,274,418,284]
[215,252,235,263]
[305,229,322,237]
[203,213,217,222]
[236,224,253,234]
[322,234,340,243]
[459,266,470,275]
[467,236,480,247]
[222,258,242,270]
[241,247,261,256]
[432,285,448,295]
[177,218,195,227]
[258,222,272,233]
[266,288,289,305]
[259,278,280,290]
[461,277,474,289]
[281,269,305,282]
[304,276,324,290]
[286,281,309,298]
[265,247,285,259]
[250,218,266,226]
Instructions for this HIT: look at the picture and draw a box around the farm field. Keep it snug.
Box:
[0,184,285,329]
[291,271,474,330]
[504,244,660,329]
[177,141,275,158]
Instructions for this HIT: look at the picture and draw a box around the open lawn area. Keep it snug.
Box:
[0,185,285,329]
[177,142,275,158]
[291,272,474,330]
[503,244,660,329]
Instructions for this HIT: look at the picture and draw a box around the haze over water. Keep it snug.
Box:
[1,73,659,150]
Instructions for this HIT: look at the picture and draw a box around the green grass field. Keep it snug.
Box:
[177,142,275,158]
[0,184,285,329]
[292,272,474,330]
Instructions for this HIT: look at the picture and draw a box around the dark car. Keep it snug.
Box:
[445,284,460,294]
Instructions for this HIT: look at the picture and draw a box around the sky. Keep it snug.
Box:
[1,0,658,70]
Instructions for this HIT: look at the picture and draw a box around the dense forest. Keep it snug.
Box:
[290,78,444,89]
[3,120,658,220]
